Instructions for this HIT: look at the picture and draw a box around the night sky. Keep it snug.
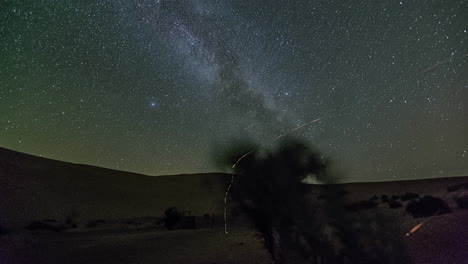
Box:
[1,0,467,182]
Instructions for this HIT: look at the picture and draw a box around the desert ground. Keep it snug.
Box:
[1,147,468,263]
[0,228,270,264]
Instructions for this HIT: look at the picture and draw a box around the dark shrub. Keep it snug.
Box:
[345,202,361,212]
[406,195,451,218]
[231,207,242,218]
[126,220,143,227]
[222,139,412,263]
[86,219,106,228]
[447,183,468,192]
[164,207,181,230]
[447,185,460,192]
[401,193,419,201]
[381,195,389,203]
[318,189,348,201]
[65,217,77,228]
[360,199,378,209]
[180,216,196,229]
[391,195,401,201]
[0,225,7,236]
[388,200,402,208]
[454,195,468,209]
[26,219,70,232]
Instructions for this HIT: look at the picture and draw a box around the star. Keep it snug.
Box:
[0,0,465,180]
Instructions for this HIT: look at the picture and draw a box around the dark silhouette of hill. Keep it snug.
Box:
[0,147,230,230]
[1,147,468,263]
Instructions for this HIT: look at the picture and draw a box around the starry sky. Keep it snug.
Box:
[1,0,467,182]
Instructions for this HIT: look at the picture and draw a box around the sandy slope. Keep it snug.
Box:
[2,147,468,263]
[0,228,270,264]
[0,147,230,229]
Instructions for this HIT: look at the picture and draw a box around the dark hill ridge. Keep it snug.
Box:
[1,147,468,230]
[0,147,230,229]
[3,147,468,264]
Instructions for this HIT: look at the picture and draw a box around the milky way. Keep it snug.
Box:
[1,0,467,181]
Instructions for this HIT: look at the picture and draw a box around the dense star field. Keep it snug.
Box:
[0,0,467,181]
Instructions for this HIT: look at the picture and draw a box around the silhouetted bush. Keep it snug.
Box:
[318,189,348,200]
[454,195,468,209]
[221,139,411,264]
[391,195,400,201]
[230,207,241,218]
[0,225,7,236]
[388,200,402,208]
[180,215,196,229]
[401,192,419,201]
[64,209,79,228]
[65,217,77,228]
[406,195,451,218]
[86,219,106,228]
[447,183,468,192]
[164,207,181,230]
[346,198,379,211]
[360,199,378,209]
[381,195,389,203]
[26,219,72,232]
[345,202,361,212]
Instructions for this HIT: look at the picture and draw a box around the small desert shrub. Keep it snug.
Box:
[401,193,419,201]
[126,220,144,227]
[345,202,361,212]
[64,218,78,229]
[318,189,348,201]
[0,225,7,236]
[86,219,106,228]
[360,199,378,209]
[180,216,196,229]
[64,209,79,228]
[164,207,181,230]
[454,195,468,209]
[447,183,468,192]
[26,219,70,232]
[381,195,389,203]
[388,200,402,209]
[405,195,451,218]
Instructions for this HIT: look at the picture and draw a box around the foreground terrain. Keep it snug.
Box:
[0,228,269,264]
[1,147,468,263]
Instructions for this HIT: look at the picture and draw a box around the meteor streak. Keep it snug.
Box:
[232,150,255,169]
[225,150,254,233]
[422,59,449,73]
[275,118,322,140]
[405,221,426,237]
[405,210,441,237]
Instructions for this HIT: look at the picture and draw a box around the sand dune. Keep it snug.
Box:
[0,147,230,230]
[1,147,468,264]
